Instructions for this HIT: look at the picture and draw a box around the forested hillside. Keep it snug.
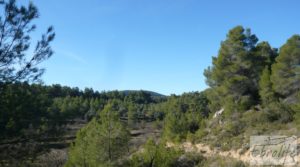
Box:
[0,0,299,167]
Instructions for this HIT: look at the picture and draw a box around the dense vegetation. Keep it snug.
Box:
[126,26,299,166]
[0,82,166,165]
[199,26,300,150]
[0,0,299,167]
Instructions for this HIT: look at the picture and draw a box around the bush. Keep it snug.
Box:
[129,139,182,167]
[175,153,205,167]
[264,102,294,123]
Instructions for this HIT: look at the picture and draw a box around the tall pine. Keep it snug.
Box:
[270,35,300,122]
[66,101,130,166]
[204,26,271,113]
[271,35,300,101]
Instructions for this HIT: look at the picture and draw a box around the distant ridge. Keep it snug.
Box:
[120,90,166,97]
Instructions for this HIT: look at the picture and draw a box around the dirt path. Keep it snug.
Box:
[167,138,300,165]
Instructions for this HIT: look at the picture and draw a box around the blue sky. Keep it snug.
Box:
[28,0,300,95]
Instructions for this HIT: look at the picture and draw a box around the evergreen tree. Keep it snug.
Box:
[0,0,55,83]
[204,26,277,113]
[163,103,189,141]
[271,35,300,101]
[99,101,130,162]
[259,67,276,106]
[66,101,130,166]
[204,26,259,112]
[268,35,300,122]
[252,42,278,94]
[127,103,138,128]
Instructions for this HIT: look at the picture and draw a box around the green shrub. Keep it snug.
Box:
[175,153,205,167]
[129,139,182,167]
[264,102,294,123]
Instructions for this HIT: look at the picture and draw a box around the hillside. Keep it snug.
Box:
[0,1,299,166]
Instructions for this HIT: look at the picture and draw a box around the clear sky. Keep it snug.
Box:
[28,0,300,95]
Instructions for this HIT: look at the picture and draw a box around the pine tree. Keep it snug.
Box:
[259,67,276,106]
[271,35,300,101]
[265,35,300,122]
[0,0,55,83]
[66,101,130,166]
[204,26,259,112]
[252,42,278,93]
[204,26,279,114]
[127,103,138,129]
[163,102,188,141]
[99,101,130,162]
